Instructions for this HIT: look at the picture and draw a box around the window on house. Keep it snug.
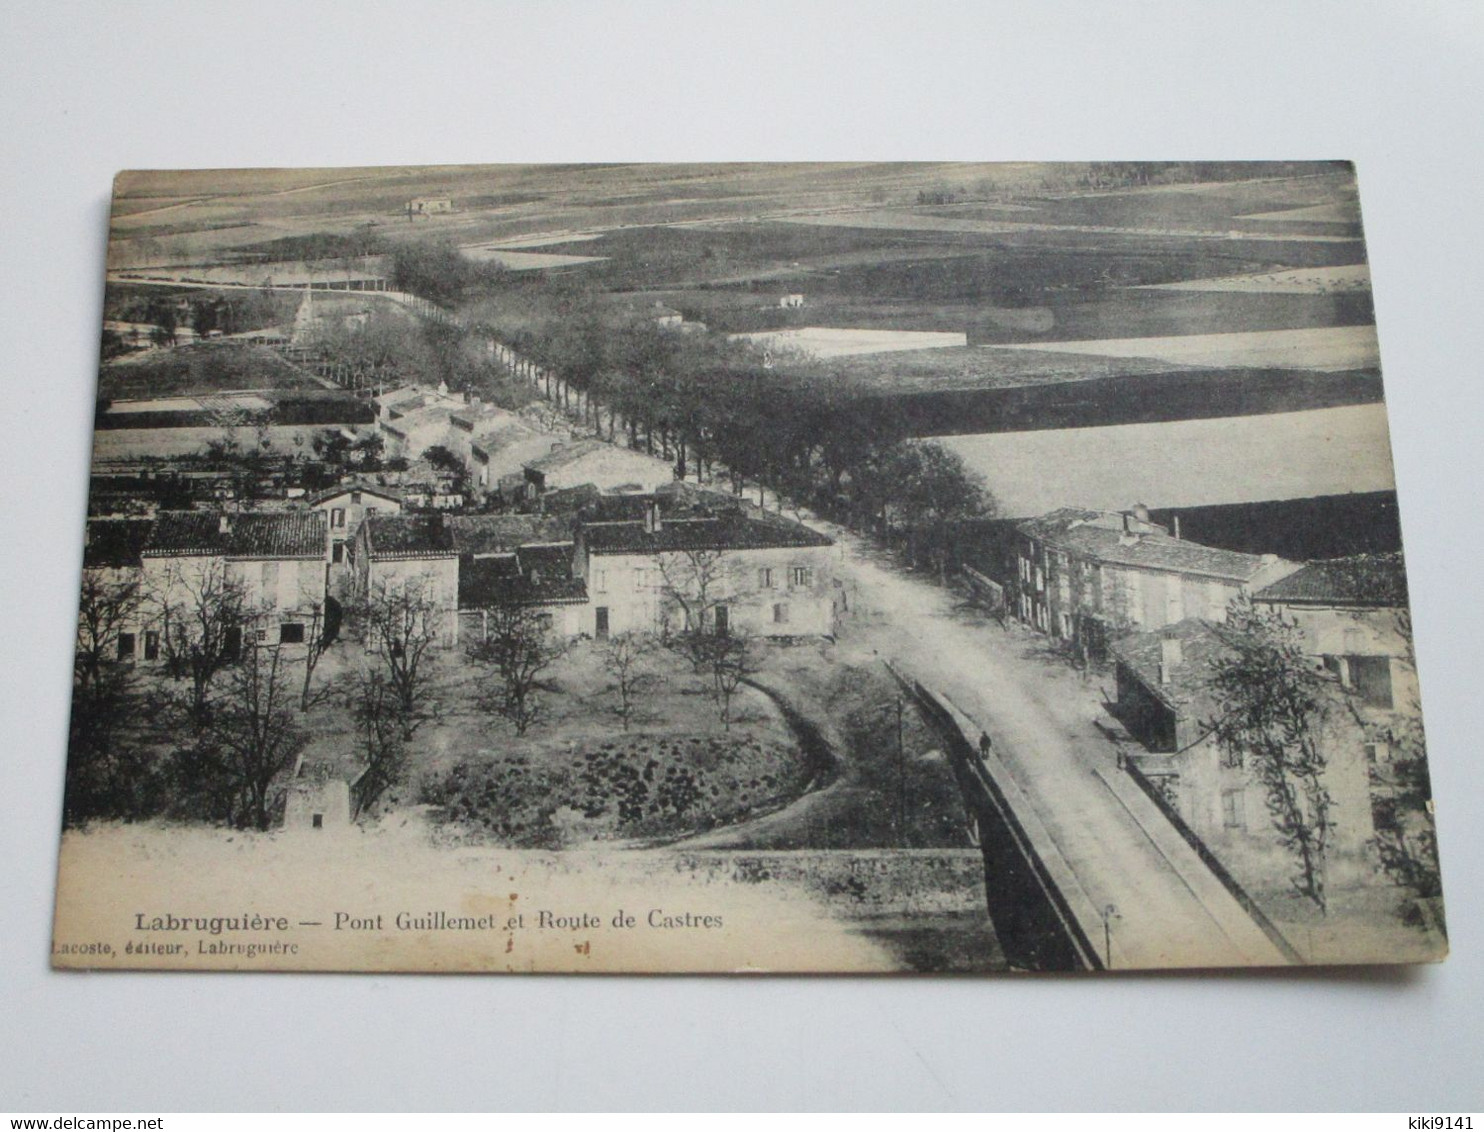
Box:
[331,508,346,529]
[332,541,345,564]
[255,628,269,644]
[279,622,306,645]
[311,813,323,830]
[1221,789,1246,830]
[789,566,812,588]
[592,568,608,594]
[144,630,159,661]
[633,568,649,592]
[117,632,136,660]
[759,567,775,589]
[351,491,362,505]
[365,506,377,519]
[1350,655,1395,710]
[773,603,789,624]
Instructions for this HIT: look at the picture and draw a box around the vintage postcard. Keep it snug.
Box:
[54,161,1446,972]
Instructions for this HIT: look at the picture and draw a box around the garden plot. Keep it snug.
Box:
[732,326,967,359]
[990,323,1379,371]
[1137,264,1371,294]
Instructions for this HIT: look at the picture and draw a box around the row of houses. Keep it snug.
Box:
[374,383,674,502]
[1004,503,1417,894]
[82,478,839,665]
[349,488,838,646]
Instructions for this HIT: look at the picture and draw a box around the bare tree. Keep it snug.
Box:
[654,548,737,673]
[354,576,442,738]
[149,559,247,724]
[1205,598,1334,913]
[468,604,568,736]
[298,598,338,711]
[185,642,308,830]
[75,572,140,692]
[1369,610,1443,922]
[604,631,658,731]
[691,629,756,731]
[347,667,408,819]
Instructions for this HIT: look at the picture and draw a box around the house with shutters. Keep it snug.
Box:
[78,517,153,664]
[304,482,403,594]
[1250,552,1415,717]
[350,513,460,646]
[1011,506,1300,659]
[139,510,329,657]
[571,494,836,639]
[1110,616,1377,896]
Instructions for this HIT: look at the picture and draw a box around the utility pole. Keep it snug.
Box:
[895,696,906,848]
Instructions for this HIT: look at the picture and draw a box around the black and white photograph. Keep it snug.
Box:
[52,160,1447,973]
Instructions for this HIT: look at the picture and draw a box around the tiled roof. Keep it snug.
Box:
[1252,552,1408,607]
[84,518,153,569]
[304,481,404,507]
[446,514,573,556]
[228,512,327,558]
[363,514,456,558]
[584,514,833,556]
[516,543,576,578]
[459,556,589,608]
[1111,617,1233,722]
[143,511,326,559]
[1018,508,1274,582]
[540,483,604,514]
[523,438,610,472]
[577,485,730,524]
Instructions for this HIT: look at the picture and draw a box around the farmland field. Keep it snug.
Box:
[1137,263,1371,294]
[99,342,326,400]
[732,326,967,358]
[458,246,608,270]
[992,324,1380,372]
[939,402,1396,517]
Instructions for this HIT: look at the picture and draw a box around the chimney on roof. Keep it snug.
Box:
[643,499,662,534]
[1159,633,1182,685]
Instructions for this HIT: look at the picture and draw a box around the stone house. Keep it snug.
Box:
[523,438,674,497]
[304,482,404,593]
[78,517,153,662]
[572,495,836,639]
[350,513,460,647]
[140,511,329,655]
[1011,506,1300,659]
[1112,616,1377,894]
[1250,552,1416,718]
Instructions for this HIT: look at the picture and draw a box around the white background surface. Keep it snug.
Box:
[2,1,1480,1112]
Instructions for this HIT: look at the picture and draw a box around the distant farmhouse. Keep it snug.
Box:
[406,197,454,218]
